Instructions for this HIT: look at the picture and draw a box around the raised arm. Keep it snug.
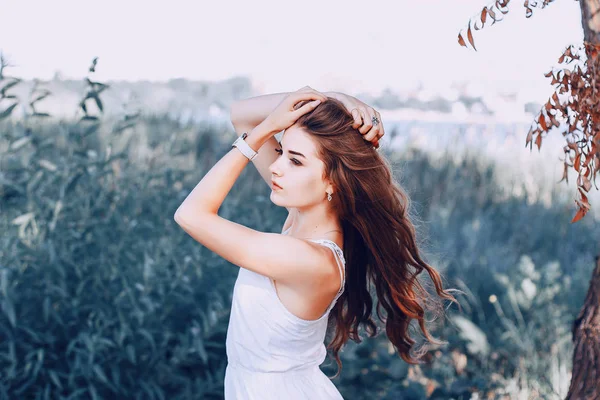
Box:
[229,89,341,213]
[228,87,383,213]
[230,89,344,128]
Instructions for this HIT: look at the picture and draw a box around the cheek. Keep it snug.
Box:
[299,173,325,196]
[284,167,324,194]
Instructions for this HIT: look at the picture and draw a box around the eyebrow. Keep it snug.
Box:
[280,144,307,159]
[288,150,306,159]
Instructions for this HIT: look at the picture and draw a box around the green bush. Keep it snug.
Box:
[1,97,598,399]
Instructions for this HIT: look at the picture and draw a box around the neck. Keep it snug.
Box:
[288,202,342,241]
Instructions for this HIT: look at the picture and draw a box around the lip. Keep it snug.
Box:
[271,181,283,190]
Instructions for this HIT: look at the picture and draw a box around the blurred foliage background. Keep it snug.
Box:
[1,59,599,400]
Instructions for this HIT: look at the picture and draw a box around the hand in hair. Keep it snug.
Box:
[330,93,385,149]
[277,85,384,149]
[261,86,329,134]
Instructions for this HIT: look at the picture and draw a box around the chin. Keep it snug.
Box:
[270,193,293,209]
[270,190,282,203]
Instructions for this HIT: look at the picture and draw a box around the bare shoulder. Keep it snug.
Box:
[302,239,343,290]
[174,212,335,289]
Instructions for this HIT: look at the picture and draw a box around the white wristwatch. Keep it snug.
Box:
[232,132,258,161]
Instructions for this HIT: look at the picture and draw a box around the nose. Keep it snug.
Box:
[269,159,280,176]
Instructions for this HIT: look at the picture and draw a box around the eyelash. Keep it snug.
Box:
[274,148,301,165]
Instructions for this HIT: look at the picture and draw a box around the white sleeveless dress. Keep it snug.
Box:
[223,226,346,399]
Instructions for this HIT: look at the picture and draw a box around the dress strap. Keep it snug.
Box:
[281,227,346,297]
[306,239,345,297]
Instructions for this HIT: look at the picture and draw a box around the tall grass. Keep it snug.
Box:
[1,57,598,399]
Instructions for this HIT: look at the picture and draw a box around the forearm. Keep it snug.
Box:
[230,90,342,127]
[175,122,274,216]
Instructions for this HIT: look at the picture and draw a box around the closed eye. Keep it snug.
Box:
[275,148,302,165]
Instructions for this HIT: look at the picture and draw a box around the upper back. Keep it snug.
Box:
[279,227,346,319]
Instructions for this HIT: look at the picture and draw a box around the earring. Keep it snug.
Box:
[327,192,332,201]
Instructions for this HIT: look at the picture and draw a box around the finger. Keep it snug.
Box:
[291,98,317,112]
[367,110,384,143]
[363,109,381,142]
[293,99,322,116]
[357,108,372,135]
[375,110,385,141]
[351,109,362,129]
[292,100,306,111]
[291,91,327,108]
[363,111,379,142]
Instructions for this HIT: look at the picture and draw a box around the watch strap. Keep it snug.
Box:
[232,132,258,161]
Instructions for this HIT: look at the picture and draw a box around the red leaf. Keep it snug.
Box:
[558,162,568,184]
[569,123,578,133]
[481,7,488,25]
[574,153,581,173]
[496,0,510,14]
[525,0,533,18]
[539,113,548,131]
[578,187,590,205]
[525,129,533,146]
[467,21,477,51]
[535,133,543,150]
[571,207,587,223]
[581,175,592,192]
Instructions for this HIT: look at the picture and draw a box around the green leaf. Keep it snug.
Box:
[3,297,16,327]
[0,103,18,120]
[48,370,63,390]
[93,364,109,385]
[138,328,156,352]
[89,384,99,400]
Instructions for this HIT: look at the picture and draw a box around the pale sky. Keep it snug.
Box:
[0,0,584,99]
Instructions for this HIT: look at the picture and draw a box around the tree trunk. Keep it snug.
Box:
[579,0,600,43]
[566,256,600,399]
[565,2,600,399]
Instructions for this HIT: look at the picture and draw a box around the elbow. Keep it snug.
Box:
[174,208,185,224]
[174,207,211,225]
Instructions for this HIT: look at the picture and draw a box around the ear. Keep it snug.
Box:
[326,182,334,195]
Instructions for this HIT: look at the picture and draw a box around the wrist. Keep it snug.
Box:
[251,121,277,139]
[240,123,274,154]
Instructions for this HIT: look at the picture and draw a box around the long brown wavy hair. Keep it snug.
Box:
[292,97,460,379]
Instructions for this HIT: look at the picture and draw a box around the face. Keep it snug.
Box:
[268,125,331,208]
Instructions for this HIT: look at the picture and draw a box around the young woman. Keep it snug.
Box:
[174,86,458,399]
